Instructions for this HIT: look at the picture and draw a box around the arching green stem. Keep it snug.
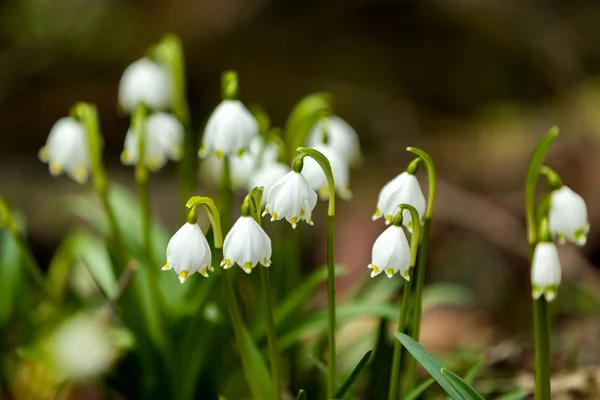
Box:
[186,196,223,248]
[404,147,436,393]
[296,146,337,398]
[525,127,559,400]
[388,204,421,400]
[539,166,563,191]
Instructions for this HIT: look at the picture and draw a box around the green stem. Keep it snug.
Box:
[260,266,282,400]
[220,156,232,231]
[533,298,551,399]
[326,214,336,399]
[388,277,413,400]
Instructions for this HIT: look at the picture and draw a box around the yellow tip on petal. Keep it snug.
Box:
[237,148,245,157]
[208,265,215,272]
[386,268,394,278]
[38,146,49,162]
[215,150,223,159]
[171,146,183,160]
[300,208,305,217]
[272,212,278,219]
[307,218,314,225]
[372,265,379,274]
[121,150,130,163]
[49,161,63,176]
[198,146,208,158]
[162,261,170,270]
[147,158,161,171]
[179,270,189,284]
[318,186,330,200]
[291,217,298,226]
[200,267,208,277]
[372,209,381,220]
[243,262,252,273]
[73,165,89,183]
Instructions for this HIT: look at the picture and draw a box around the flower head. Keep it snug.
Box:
[373,172,426,230]
[549,186,589,246]
[221,216,272,274]
[121,112,184,171]
[163,222,213,283]
[307,116,361,166]
[198,100,258,159]
[301,146,352,200]
[118,58,172,113]
[531,242,562,301]
[263,171,318,228]
[248,162,290,204]
[368,225,411,279]
[39,117,90,184]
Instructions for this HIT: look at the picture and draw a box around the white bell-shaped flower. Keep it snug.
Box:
[248,163,290,204]
[307,116,361,166]
[221,216,272,274]
[263,171,318,228]
[162,222,213,283]
[368,225,411,280]
[118,58,172,113]
[200,152,257,190]
[301,146,352,200]
[531,242,562,302]
[121,112,184,171]
[372,172,426,230]
[39,117,90,184]
[549,186,590,246]
[198,100,259,159]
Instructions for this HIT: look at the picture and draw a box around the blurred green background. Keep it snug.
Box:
[1,0,600,398]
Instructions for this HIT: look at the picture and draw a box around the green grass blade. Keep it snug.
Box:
[404,378,435,400]
[494,392,528,400]
[441,368,485,400]
[296,389,307,400]
[463,356,484,385]
[334,349,373,399]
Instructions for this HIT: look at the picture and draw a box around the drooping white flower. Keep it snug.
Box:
[307,116,361,166]
[548,186,590,246]
[118,58,172,113]
[46,311,118,380]
[39,117,90,184]
[221,216,272,274]
[372,172,426,230]
[368,225,411,279]
[248,162,290,203]
[200,151,257,190]
[531,242,562,302]
[121,112,184,171]
[301,146,352,200]
[162,222,213,283]
[263,171,318,228]
[198,100,259,159]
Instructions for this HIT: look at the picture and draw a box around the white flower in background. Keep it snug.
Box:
[531,242,562,301]
[248,163,290,203]
[38,117,90,184]
[200,151,257,190]
[46,312,118,380]
[301,146,352,200]
[548,186,590,246]
[118,58,172,113]
[263,171,318,228]
[162,222,213,283]
[373,172,426,230]
[307,116,361,166]
[121,112,184,171]
[221,216,272,274]
[249,135,280,168]
[198,100,259,159]
[368,225,411,279]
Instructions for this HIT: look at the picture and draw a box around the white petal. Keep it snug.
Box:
[223,217,272,273]
[369,225,411,279]
[531,242,562,301]
[201,100,259,157]
[118,58,172,113]
[165,223,212,282]
[381,174,425,227]
[265,171,318,227]
[41,117,90,183]
[147,112,184,161]
[549,186,589,246]
[307,116,361,166]
[200,152,257,190]
[300,145,352,200]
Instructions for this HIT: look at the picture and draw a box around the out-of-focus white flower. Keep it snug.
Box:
[221,216,272,274]
[372,172,426,230]
[301,146,352,200]
[200,152,257,190]
[198,100,258,159]
[531,242,562,302]
[162,223,213,283]
[263,171,318,228]
[248,163,290,203]
[118,58,172,113]
[46,312,118,380]
[121,112,184,171]
[549,186,590,246]
[39,117,90,184]
[307,116,361,166]
[368,225,411,279]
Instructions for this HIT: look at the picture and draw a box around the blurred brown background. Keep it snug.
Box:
[1,0,599,381]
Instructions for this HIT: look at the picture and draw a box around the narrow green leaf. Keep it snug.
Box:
[441,368,485,400]
[463,356,484,385]
[0,230,24,327]
[241,325,273,400]
[335,349,372,399]
[72,231,118,298]
[494,391,528,400]
[296,389,307,400]
[404,378,435,400]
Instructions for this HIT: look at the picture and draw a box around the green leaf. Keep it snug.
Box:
[335,349,372,399]
[404,378,435,400]
[441,368,485,400]
[241,325,273,400]
[494,392,528,400]
[296,389,307,400]
[396,333,483,400]
[72,231,118,298]
[0,229,24,327]
[463,356,484,385]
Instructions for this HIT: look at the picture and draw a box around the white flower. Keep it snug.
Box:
[248,162,290,204]
[38,117,90,184]
[221,216,272,274]
[301,146,352,200]
[263,171,318,228]
[372,172,426,230]
[531,242,562,302]
[121,112,184,171]
[46,312,118,380]
[198,100,259,159]
[200,152,257,190]
[368,225,411,279]
[307,116,361,166]
[118,58,172,113]
[549,186,590,246]
[162,223,213,283]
